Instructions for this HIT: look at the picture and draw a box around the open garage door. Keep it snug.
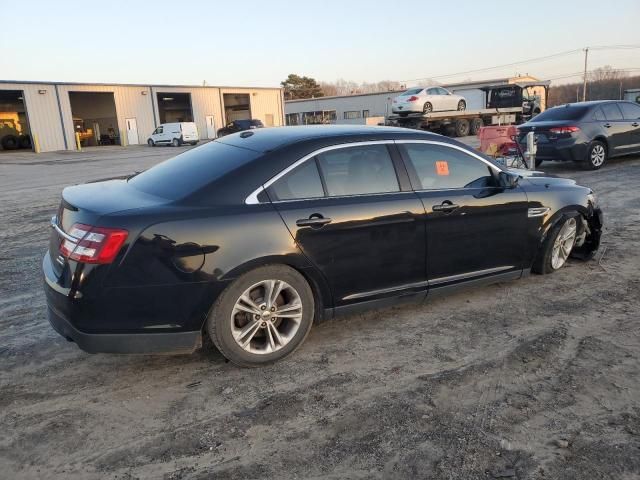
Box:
[69,92,120,146]
[157,93,193,124]
[0,90,33,152]
[223,93,251,123]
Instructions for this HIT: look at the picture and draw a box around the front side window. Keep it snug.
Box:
[270,160,324,201]
[154,126,163,134]
[426,88,438,95]
[620,102,640,120]
[316,145,399,196]
[437,87,449,95]
[401,143,495,190]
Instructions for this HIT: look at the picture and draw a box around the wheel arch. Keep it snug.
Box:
[215,254,333,325]
[539,205,588,246]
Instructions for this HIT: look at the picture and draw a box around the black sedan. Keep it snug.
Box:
[44,126,603,367]
[518,100,640,170]
[217,119,264,137]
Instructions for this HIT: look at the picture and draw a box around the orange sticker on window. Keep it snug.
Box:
[435,160,449,176]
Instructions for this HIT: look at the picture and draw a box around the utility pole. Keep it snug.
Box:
[582,47,589,102]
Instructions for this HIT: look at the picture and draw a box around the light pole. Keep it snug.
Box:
[582,47,589,102]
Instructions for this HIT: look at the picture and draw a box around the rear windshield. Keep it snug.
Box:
[250,119,264,126]
[401,88,423,96]
[533,105,589,121]
[129,141,260,199]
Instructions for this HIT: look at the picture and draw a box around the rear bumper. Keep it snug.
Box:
[43,253,203,354]
[47,305,202,354]
[519,139,588,162]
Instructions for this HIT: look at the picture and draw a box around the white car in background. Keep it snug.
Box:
[392,87,467,114]
[147,122,199,147]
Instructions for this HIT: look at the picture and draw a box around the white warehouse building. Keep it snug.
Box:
[0,80,284,153]
[285,75,543,126]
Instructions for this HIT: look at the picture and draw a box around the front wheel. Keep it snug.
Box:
[532,216,578,274]
[457,100,466,111]
[206,265,315,367]
[582,141,607,170]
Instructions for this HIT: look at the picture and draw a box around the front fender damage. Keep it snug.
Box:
[571,207,603,260]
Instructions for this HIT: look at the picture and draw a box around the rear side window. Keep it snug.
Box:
[401,143,494,190]
[593,108,605,121]
[270,160,324,201]
[620,102,640,120]
[129,141,260,199]
[602,103,623,120]
[317,145,399,196]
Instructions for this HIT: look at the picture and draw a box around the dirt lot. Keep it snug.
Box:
[1,141,639,480]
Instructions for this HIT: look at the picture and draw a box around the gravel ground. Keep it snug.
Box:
[1,140,639,480]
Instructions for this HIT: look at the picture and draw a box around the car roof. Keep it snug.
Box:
[557,100,621,108]
[214,125,445,153]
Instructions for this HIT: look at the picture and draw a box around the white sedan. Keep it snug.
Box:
[392,86,467,114]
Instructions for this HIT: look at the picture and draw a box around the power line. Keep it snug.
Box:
[400,45,640,84]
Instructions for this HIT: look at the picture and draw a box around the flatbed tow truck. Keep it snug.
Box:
[387,80,550,137]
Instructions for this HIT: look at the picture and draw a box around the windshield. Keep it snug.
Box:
[129,141,261,200]
[532,105,589,121]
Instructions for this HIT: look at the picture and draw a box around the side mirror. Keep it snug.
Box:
[498,171,519,188]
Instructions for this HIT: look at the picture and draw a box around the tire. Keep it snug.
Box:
[469,117,483,136]
[457,100,466,111]
[190,141,198,146]
[1,134,19,150]
[171,138,181,147]
[454,118,470,137]
[532,215,578,274]
[582,140,607,170]
[206,265,315,367]
[423,102,433,114]
[147,139,155,147]
[18,134,32,149]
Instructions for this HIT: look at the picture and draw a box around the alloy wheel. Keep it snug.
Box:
[590,144,605,167]
[230,280,303,354]
[551,218,577,269]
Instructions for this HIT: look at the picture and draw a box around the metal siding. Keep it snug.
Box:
[285,92,396,125]
[0,83,66,152]
[56,84,156,149]
[1,82,282,150]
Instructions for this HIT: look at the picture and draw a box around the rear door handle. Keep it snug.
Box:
[296,215,332,228]
[432,203,460,212]
[603,123,611,128]
[632,122,639,127]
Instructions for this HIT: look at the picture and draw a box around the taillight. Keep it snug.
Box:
[407,96,419,102]
[59,223,128,264]
[549,126,580,134]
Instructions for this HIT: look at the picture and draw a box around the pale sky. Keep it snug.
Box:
[1,0,639,87]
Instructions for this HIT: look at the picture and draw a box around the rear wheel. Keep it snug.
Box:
[147,139,155,147]
[423,102,433,114]
[582,141,607,170]
[532,216,578,274]
[206,265,315,367]
[1,134,19,150]
[457,100,466,111]
[454,118,470,137]
[469,117,483,135]
[172,138,181,147]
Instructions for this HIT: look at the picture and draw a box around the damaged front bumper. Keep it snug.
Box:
[571,207,603,260]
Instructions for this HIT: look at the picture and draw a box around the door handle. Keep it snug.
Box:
[296,215,332,228]
[432,202,460,212]
[603,123,611,128]
[632,122,639,127]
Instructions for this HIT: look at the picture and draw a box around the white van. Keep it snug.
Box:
[148,122,199,147]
